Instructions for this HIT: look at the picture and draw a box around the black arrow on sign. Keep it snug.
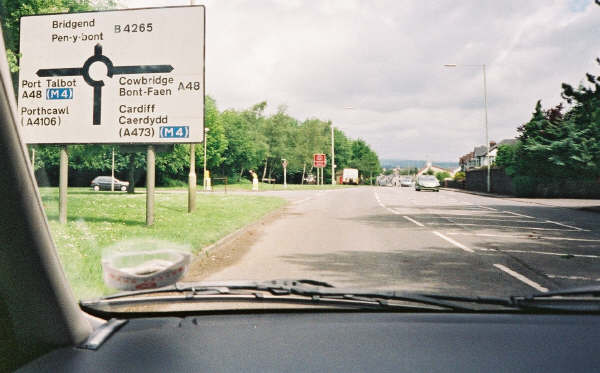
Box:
[37,44,173,125]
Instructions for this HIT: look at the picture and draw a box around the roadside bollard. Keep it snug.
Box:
[250,170,259,191]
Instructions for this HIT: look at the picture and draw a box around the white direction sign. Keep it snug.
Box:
[17,6,205,144]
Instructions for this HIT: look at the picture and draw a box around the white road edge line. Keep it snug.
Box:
[545,220,585,231]
[493,264,548,292]
[432,231,474,253]
[403,216,424,227]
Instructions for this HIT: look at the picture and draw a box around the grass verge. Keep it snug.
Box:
[40,187,286,299]
[207,182,358,192]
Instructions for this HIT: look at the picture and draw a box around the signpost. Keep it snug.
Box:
[313,154,326,186]
[17,6,205,225]
[313,153,326,168]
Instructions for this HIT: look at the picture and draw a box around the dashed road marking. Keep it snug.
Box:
[477,205,498,211]
[374,191,401,215]
[374,192,385,208]
[493,264,548,292]
[432,231,474,253]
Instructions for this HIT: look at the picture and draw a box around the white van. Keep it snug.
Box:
[342,168,359,184]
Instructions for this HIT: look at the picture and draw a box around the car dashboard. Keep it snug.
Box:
[17,311,600,372]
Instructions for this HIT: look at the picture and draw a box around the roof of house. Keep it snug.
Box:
[459,152,474,164]
[474,146,488,157]
[417,164,454,175]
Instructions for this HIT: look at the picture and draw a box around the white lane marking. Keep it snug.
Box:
[502,211,534,219]
[545,220,585,231]
[292,197,312,205]
[426,223,576,231]
[546,274,600,281]
[477,205,498,211]
[403,216,424,227]
[493,264,548,293]
[374,191,402,215]
[432,231,474,253]
[445,232,600,242]
[425,212,521,217]
[428,217,553,223]
[374,192,385,208]
[388,208,401,215]
[477,248,600,259]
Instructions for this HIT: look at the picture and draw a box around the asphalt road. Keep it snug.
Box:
[202,186,600,297]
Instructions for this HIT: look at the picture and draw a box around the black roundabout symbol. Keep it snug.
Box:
[37,44,173,125]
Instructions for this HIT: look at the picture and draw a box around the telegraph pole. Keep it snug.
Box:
[331,125,335,184]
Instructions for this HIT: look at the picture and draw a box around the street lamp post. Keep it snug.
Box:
[444,63,490,193]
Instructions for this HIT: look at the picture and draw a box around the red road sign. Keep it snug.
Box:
[313,153,326,168]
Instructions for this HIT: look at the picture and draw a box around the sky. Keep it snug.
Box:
[122,0,599,162]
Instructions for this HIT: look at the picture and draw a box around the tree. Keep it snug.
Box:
[2,2,384,187]
[349,139,381,183]
[492,58,600,195]
[495,143,520,177]
[435,171,451,182]
[0,0,114,76]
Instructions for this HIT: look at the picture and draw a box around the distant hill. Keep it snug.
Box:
[380,159,459,170]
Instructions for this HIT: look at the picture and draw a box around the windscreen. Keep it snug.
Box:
[3,0,600,307]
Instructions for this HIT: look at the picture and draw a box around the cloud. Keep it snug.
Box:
[123,0,600,161]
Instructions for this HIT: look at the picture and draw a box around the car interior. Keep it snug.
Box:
[2,6,600,373]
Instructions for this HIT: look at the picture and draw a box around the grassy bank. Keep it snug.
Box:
[40,187,286,299]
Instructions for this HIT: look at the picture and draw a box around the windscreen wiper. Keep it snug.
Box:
[511,285,600,313]
[81,279,516,315]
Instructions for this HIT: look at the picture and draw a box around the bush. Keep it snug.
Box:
[435,171,451,182]
[453,171,465,181]
[161,177,187,187]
